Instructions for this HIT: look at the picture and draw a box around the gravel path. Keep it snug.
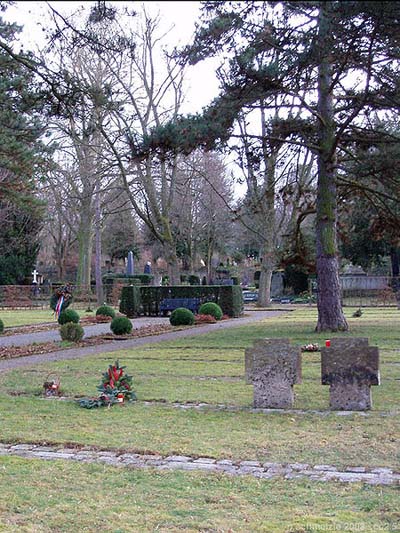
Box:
[0,316,170,347]
[0,310,283,372]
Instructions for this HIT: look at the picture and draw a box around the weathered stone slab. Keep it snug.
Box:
[246,340,301,409]
[321,343,379,410]
[245,338,290,383]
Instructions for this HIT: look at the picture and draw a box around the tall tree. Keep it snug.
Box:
[131,1,400,331]
[0,8,47,284]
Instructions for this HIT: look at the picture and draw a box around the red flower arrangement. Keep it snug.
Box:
[77,360,136,409]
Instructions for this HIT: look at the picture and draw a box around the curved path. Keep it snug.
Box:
[0,309,283,372]
[0,316,170,347]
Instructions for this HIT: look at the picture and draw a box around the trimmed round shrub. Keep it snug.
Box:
[95,305,116,319]
[110,316,132,335]
[60,322,84,343]
[170,307,195,326]
[0,318,4,335]
[58,309,80,325]
[198,302,223,320]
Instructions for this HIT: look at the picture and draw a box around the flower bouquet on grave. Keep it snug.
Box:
[301,343,320,352]
[77,360,136,409]
[50,283,74,320]
[97,360,136,403]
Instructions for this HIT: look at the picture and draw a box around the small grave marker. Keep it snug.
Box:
[245,339,301,408]
[321,338,379,410]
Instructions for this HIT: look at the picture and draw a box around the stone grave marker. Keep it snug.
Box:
[321,338,379,410]
[245,339,301,408]
[245,338,290,384]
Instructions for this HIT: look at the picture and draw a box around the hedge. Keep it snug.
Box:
[119,285,141,318]
[139,285,243,318]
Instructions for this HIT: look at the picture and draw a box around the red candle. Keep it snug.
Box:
[325,340,331,347]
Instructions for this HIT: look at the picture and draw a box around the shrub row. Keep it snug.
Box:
[119,285,243,318]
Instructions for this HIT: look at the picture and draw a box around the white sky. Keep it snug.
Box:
[4,1,246,198]
[4,1,221,114]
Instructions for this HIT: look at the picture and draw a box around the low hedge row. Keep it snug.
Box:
[139,285,243,318]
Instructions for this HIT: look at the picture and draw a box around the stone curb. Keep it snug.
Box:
[0,443,398,486]
[42,397,400,417]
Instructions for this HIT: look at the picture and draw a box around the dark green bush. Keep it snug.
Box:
[198,302,223,320]
[139,285,243,317]
[60,322,84,342]
[95,305,116,319]
[0,319,4,334]
[188,274,200,285]
[58,309,80,325]
[119,285,141,318]
[110,316,133,335]
[169,307,195,326]
[218,285,243,318]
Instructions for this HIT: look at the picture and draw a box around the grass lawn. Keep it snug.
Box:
[0,306,399,531]
[0,307,100,328]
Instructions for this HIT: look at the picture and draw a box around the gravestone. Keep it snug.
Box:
[245,338,290,383]
[321,338,379,410]
[245,339,301,408]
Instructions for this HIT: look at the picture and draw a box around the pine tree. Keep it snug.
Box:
[0,10,47,283]
[131,1,400,331]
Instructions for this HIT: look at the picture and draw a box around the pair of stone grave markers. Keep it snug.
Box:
[245,337,380,410]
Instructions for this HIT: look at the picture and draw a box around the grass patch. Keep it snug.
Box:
[0,306,399,529]
[0,307,398,469]
[0,456,398,532]
[0,308,99,328]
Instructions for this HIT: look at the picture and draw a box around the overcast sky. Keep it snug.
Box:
[4,1,221,114]
[4,1,245,197]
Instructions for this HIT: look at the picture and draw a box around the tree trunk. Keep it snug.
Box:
[258,256,273,307]
[315,2,348,332]
[163,240,180,285]
[76,206,93,290]
[257,152,276,308]
[95,178,104,305]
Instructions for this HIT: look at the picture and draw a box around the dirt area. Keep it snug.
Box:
[0,322,178,360]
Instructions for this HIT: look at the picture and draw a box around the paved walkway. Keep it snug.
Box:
[0,316,170,347]
[1,442,398,486]
[0,310,282,372]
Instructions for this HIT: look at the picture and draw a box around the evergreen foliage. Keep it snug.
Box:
[139,285,243,317]
[0,13,48,284]
[0,318,4,334]
[58,309,80,325]
[95,305,116,319]
[198,302,223,320]
[169,308,195,326]
[110,316,132,335]
[119,285,141,318]
[59,322,84,342]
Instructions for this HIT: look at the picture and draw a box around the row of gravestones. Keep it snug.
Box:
[245,337,380,411]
